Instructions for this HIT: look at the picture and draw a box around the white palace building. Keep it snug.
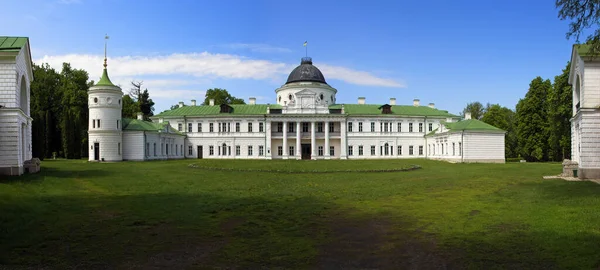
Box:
[87,55,506,163]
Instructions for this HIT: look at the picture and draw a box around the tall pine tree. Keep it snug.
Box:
[516,77,552,161]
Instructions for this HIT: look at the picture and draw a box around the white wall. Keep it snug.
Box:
[88,133,122,162]
[463,132,505,163]
[583,62,600,109]
[123,131,144,161]
[579,111,600,168]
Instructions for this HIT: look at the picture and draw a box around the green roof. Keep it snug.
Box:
[0,37,27,52]
[122,118,183,135]
[95,68,116,86]
[445,119,504,132]
[155,103,459,117]
[155,104,281,117]
[338,104,458,117]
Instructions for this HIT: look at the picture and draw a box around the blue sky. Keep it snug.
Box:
[1,0,576,114]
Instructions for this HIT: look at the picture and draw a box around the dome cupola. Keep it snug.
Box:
[285,57,327,84]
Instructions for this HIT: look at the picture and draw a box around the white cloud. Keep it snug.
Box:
[34,52,404,88]
[224,43,292,53]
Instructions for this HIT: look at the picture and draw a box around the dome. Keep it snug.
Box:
[285,57,327,84]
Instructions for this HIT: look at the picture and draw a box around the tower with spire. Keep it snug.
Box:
[88,35,124,161]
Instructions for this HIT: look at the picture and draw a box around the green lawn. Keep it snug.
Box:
[1,159,599,269]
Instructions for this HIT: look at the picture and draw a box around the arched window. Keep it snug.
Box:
[19,76,27,114]
[574,75,581,113]
[222,143,227,156]
[384,143,389,156]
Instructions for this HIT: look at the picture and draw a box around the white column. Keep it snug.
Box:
[325,121,330,159]
[340,120,347,159]
[311,121,316,160]
[296,121,301,159]
[283,121,288,159]
[266,120,272,159]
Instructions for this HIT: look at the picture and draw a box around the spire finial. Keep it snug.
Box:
[104,34,109,68]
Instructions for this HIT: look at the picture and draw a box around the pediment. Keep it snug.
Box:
[294,89,317,96]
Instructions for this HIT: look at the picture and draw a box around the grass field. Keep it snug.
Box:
[1,159,599,269]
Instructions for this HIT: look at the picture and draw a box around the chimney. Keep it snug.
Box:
[137,112,143,120]
[358,97,366,104]
[341,104,345,114]
[413,99,420,107]
[158,118,164,123]
[209,99,215,106]
[249,97,256,105]
[389,98,396,105]
[267,104,270,114]
[465,112,472,120]
[428,103,435,109]
[178,101,184,108]
[191,99,196,106]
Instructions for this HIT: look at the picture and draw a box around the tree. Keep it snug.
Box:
[482,104,518,158]
[139,89,155,120]
[557,0,600,54]
[516,77,552,161]
[121,95,138,119]
[547,62,573,161]
[461,101,485,120]
[30,63,61,160]
[127,81,155,120]
[202,88,245,105]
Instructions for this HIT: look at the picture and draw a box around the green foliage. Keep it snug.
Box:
[121,95,138,119]
[30,63,89,159]
[547,62,573,161]
[482,104,518,158]
[556,0,600,54]
[127,81,155,120]
[516,77,552,161]
[202,88,245,105]
[461,101,485,120]
[2,159,600,269]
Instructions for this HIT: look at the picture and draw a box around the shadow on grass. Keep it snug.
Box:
[0,166,115,183]
[1,190,599,269]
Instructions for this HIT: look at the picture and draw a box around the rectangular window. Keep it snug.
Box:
[318,146,324,156]
[358,122,363,132]
[188,145,192,155]
[153,143,157,156]
[235,122,240,132]
[277,122,283,132]
[348,145,353,156]
[259,122,264,132]
[348,122,353,132]
[380,122,383,133]
[278,146,283,156]
[370,122,375,132]
[429,123,433,132]
[178,123,182,131]
[209,146,214,156]
[236,145,240,156]
[118,143,121,155]
[409,146,414,155]
[409,123,413,132]
[329,146,335,156]
[289,146,295,156]
[329,122,334,132]
[209,123,214,132]
[384,122,389,132]
[93,119,96,128]
[218,123,222,133]
[459,142,462,155]
[358,145,364,156]
[317,122,323,132]
[452,143,455,156]
[419,145,423,155]
[397,122,401,132]
[227,123,231,133]
[419,123,423,133]
[175,144,178,156]
[288,122,295,133]
[188,123,192,132]
[98,119,101,128]
[248,123,253,132]
[146,143,149,156]
[302,122,309,132]
[259,145,264,156]
[198,123,202,132]
[371,145,376,155]
[398,145,402,156]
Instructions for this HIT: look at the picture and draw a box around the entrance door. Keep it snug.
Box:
[197,145,203,159]
[94,143,100,161]
[301,144,311,160]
